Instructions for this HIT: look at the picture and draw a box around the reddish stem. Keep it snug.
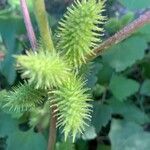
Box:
[47,107,57,150]
[20,1,57,150]
[20,0,37,50]
[88,10,150,61]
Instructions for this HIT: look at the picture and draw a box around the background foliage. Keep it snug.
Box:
[0,0,150,150]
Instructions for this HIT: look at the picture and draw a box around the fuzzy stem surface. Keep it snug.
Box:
[33,0,55,52]
[20,0,37,50]
[47,107,57,150]
[88,10,150,61]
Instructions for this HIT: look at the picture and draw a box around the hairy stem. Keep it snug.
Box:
[33,0,55,52]
[20,0,56,150]
[88,10,150,61]
[20,0,37,50]
[32,1,56,149]
[47,107,57,150]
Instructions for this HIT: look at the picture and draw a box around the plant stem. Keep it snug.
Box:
[33,0,55,52]
[20,1,57,149]
[32,1,57,149]
[20,0,37,50]
[47,107,57,150]
[88,10,150,61]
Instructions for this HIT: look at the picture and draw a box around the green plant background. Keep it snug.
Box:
[0,0,150,150]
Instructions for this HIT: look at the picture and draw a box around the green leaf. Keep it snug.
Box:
[87,62,102,88]
[138,24,150,42]
[0,10,25,84]
[140,59,150,78]
[8,0,33,10]
[97,144,111,150]
[56,140,75,150]
[105,18,121,35]
[8,0,20,8]
[109,75,140,100]
[76,140,88,150]
[7,130,47,150]
[0,112,18,137]
[92,84,106,98]
[92,102,112,133]
[109,119,150,150]
[105,12,134,34]
[120,12,134,27]
[109,100,149,124]
[102,36,147,72]
[0,112,46,150]
[82,126,97,140]
[119,0,150,10]
[97,63,114,85]
[140,80,150,96]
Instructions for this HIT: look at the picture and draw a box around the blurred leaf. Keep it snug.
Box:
[0,108,46,150]
[109,119,150,150]
[0,112,18,137]
[109,100,149,124]
[109,75,140,100]
[7,130,47,150]
[140,80,150,96]
[102,36,147,72]
[120,12,134,27]
[8,0,20,8]
[138,23,150,42]
[105,18,121,34]
[119,0,150,10]
[87,63,102,88]
[0,9,25,84]
[92,102,112,133]
[97,144,111,150]
[8,0,33,10]
[92,84,106,98]
[140,59,150,78]
[97,63,114,85]
[105,12,134,34]
[56,140,75,150]
[82,126,97,140]
[76,140,88,150]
